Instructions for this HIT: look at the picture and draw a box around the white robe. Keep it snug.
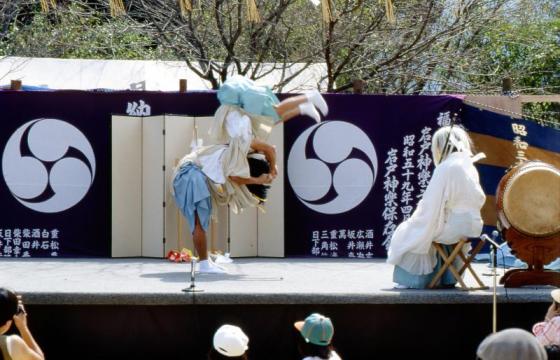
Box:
[172,129,259,216]
[210,104,275,143]
[386,151,486,275]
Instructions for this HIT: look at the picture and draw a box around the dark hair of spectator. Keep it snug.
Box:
[246,156,270,203]
[0,288,18,325]
[295,329,334,359]
[207,348,248,360]
[546,345,560,360]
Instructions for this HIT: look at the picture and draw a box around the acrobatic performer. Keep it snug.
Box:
[386,125,486,289]
[172,119,275,273]
[173,76,328,273]
[210,75,329,146]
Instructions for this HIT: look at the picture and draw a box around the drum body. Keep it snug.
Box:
[496,161,560,287]
[496,161,560,237]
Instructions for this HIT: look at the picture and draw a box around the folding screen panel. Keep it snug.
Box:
[111,116,142,257]
[112,114,282,258]
[142,116,165,257]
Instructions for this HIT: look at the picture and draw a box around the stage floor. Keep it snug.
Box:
[0,257,553,305]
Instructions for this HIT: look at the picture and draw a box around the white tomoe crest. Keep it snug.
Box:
[2,119,96,213]
[287,121,378,215]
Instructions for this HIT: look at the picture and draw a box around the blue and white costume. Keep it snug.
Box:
[217,75,281,122]
[211,76,282,144]
[172,121,258,233]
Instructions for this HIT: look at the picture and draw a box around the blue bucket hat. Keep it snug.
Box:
[294,313,334,346]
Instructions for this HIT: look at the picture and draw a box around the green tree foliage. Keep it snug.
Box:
[466,2,559,126]
[0,0,557,118]
[129,0,321,89]
[0,1,171,60]
[314,0,513,93]
[468,14,559,94]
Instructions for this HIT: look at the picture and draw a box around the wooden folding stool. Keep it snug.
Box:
[428,237,488,290]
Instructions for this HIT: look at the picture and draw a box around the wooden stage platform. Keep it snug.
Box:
[0,258,553,359]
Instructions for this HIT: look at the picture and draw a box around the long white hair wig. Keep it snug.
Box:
[431,125,474,166]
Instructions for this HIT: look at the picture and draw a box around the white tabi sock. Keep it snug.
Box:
[208,256,227,270]
[298,102,321,123]
[198,260,227,274]
[305,89,329,116]
[393,284,410,289]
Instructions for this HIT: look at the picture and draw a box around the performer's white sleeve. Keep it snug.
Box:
[215,109,255,180]
[386,165,450,275]
[225,110,252,143]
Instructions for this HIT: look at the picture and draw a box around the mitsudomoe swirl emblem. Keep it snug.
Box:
[2,119,96,213]
[287,121,378,215]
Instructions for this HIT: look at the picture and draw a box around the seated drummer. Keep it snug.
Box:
[386,125,486,289]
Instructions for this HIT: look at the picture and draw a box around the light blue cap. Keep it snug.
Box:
[294,313,334,346]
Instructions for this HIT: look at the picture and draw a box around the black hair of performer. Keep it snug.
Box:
[246,155,270,204]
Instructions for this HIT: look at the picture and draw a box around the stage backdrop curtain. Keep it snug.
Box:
[283,96,560,259]
[0,90,218,258]
[283,94,463,258]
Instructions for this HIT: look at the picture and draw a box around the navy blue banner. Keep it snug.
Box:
[0,90,219,257]
[462,104,560,246]
[463,105,560,153]
[284,95,463,258]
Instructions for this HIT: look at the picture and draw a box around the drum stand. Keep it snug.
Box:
[499,228,560,288]
[501,265,560,287]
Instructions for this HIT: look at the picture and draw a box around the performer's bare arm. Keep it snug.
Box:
[249,139,277,178]
[230,173,273,185]
[229,139,277,185]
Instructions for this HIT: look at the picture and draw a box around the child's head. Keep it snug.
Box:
[294,313,335,359]
[0,288,18,330]
[208,325,249,359]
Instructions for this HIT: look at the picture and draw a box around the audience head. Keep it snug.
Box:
[552,289,560,304]
[294,313,335,359]
[0,288,18,333]
[431,125,474,165]
[543,289,560,322]
[208,324,249,360]
[476,328,546,360]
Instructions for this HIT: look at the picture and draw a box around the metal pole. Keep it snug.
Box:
[352,79,365,94]
[179,79,187,92]
[183,257,203,293]
[10,80,22,90]
[502,77,512,95]
[492,245,497,333]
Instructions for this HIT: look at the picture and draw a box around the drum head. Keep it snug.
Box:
[503,166,560,236]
